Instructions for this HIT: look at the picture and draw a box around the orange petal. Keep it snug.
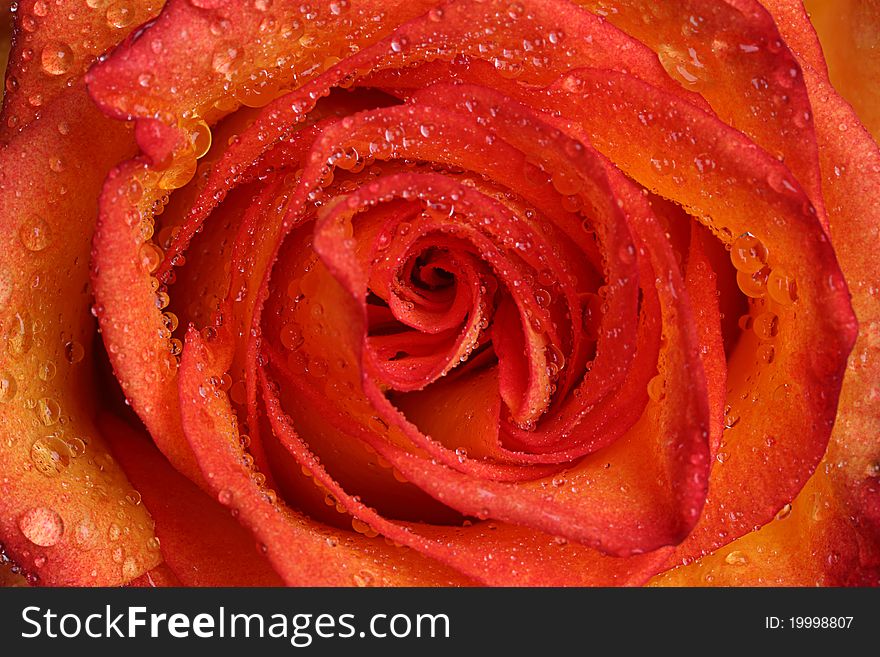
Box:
[0,85,160,585]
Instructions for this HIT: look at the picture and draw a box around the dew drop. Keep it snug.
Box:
[279,322,304,350]
[30,435,72,477]
[161,312,179,334]
[775,503,792,520]
[66,436,87,457]
[158,155,197,190]
[19,216,51,252]
[0,371,17,402]
[752,311,779,341]
[551,169,582,196]
[189,119,212,159]
[647,374,666,402]
[757,343,775,365]
[73,516,98,550]
[40,42,74,76]
[736,266,769,298]
[38,360,57,382]
[353,570,375,587]
[37,397,61,426]
[730,233,768,274]
[767,268,797,305]
[724,550,749,566]
[534,288,551,308]
[138,242,164,274]
[212,43,242,76]
[64,341,85,364]
[19,507,64,547]
[122,556,140,580]
[352,518,378,537]
[106,2,134,29]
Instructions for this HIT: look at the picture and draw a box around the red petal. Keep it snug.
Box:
[1,0,163,141]
[178,326,476,586]
[99,411,284,586]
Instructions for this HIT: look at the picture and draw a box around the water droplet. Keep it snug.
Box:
[0,371,17,402]
[37,397,61,426]
[188,119,212,159]
[158,155,197,190]
[724,550,749,566]
[19,215,51,251]
[773,383,792,401]
[693,153,716,173]
[775,503,792,520]
[369,415,389,433]
[736,266,770,298]
[122,556,140,579]
[30,436,72,477]
[19,507,64,547]
[68,518,97,554]
[212,43,242,76]
[767,268,797,305]
[551,169,582,196]
[353,570,375,587]
[757,343,775,365]
[658,44,704,86]
[40,41,74,76]
[351,518,378,537]
[64,340,85,364]
[218,489,233,505]
[106,2,134,29]
[279,322,304,350]
[647,374,666,401]
[155,290,171,310]
[534,288,552,308]
[730,233,768,273]
[723,405,740,428]
[138,242,164,274]
[752,312,779,341]
[38,360,56,381]
[66,436,87,457]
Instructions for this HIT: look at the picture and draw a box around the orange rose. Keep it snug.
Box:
[0,0,877,587]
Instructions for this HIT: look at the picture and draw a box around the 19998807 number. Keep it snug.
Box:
[789,617,853,629]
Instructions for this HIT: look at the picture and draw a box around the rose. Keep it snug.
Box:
[0,0,877,587]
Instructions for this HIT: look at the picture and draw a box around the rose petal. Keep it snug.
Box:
[178,327,477,586]
[760,0,880,583]
[0,85,160,585]
[577,0,828,229]
[801,0,880,140]
[1,0,163,142]
[99,411,284,586]
[536,67,856,556]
